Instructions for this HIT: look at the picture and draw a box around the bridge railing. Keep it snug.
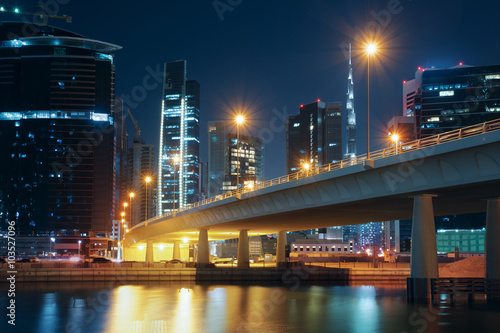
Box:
[129,118,500,233]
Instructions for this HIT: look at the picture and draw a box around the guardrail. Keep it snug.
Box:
[129,118,500,233]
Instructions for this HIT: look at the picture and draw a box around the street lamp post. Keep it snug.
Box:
[366,43,377,159]
[78,240,81,256]
[50,237,55,258]
[303,163,310,177]
[173,156,180,215]
[235,115,244,191]
[145,176,151,220]
[391,134,400,154]
[129,192,134,226]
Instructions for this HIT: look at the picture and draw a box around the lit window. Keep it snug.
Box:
[293,123,300,127]
[439,90,454,97]
[485,74,500,80]
[428,117,440,122]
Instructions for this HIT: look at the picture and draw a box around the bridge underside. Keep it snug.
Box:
[128,179,500,244]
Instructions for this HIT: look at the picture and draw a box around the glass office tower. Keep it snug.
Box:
[158,60,200,215]
[0,22,120,235]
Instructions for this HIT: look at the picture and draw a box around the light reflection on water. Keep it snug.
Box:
[1,282,498,333]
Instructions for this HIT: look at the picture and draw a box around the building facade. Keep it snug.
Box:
[287,101,342,173]
[120,140,155,227]
[403,64,500,139]
[0,22,120,235]
[158,60,200,215]
[208,121,264,196]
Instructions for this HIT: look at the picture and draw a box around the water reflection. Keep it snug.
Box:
[2,282,496,333]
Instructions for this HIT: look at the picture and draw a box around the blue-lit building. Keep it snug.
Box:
[0,22,121,235]
[158,60,200,215]
[436,228,485,253]
[287,101,342,173]
[403,63,500,139]
[358,222,385,251]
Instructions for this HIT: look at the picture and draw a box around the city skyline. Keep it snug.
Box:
[2,0,498,181]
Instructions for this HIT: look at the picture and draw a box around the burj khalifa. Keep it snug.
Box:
[345,43,357,159]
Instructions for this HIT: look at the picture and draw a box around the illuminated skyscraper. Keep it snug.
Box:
[158,60,200,215]
[208,121,263,196]
[345,43,357,159]
[0,22,120,234]
[287,101,342,173]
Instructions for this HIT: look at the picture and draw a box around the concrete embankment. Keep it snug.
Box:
[0,263,410,283]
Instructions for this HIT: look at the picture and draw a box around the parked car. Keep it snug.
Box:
[16,257,40,263]
[167,259,184,264]
[90,257,112,263]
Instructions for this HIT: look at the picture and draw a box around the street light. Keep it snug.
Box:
[173,156,180,215]
[145,176,152,220]
[366,43,377,159]
[78,240,81,256]
[50,237,55,258]
[391,134,399,154]
[303,162,310,177]
[129,192,135,226]
[235,115,245,191]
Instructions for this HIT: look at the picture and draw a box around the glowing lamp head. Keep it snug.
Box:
[0,7,5,12]
[129,192,135,198]
[391,134,399,143]
[123,202,128,208]
[183,237,189,244]
[14,8,19,13]
[121,212,125,217]
[303,163,310,171]
[236,115,244,125]
[173,156,180,163]
[145,176,151,183]
[51,237,55,242]
[366,43,377,55]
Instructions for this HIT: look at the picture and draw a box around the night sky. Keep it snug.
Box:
[3,0,500,179]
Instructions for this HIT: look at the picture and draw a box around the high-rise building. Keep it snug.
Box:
[402,63,500,139]
[358,222,385,251]
[0,22,120,235]
[345,43,357,159]
[158,60,200,215]
[120,140,155,227]
[287,101,342,173]
[208,121,264,196]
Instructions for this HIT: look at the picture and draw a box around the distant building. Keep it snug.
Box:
[158,60,200,215]
[291,238,355,254]
[345,43,357,159]
[436,228,485,253]
[287,101,342,173]
[120,140,155,227]
[358,222,385,250]
[0,22,121,235]
[208,121,264,196]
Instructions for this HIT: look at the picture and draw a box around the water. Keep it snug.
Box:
[1,282,498,333]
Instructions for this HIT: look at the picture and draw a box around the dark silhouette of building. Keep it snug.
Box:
[0,22,121,235]
[287,100,342,173]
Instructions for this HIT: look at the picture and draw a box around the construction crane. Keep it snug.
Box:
[0,5,72,24]
[127,109,141,143]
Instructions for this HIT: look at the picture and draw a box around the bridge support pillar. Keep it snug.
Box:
[408,194,438,302]
[173,240,181,260]
[197,229,210,266]
[146,241,154,264]
[237,230,249,268]
[276,230,287,267]
[486,198,500,280]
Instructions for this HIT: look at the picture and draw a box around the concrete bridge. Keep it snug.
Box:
[123,119,500,292]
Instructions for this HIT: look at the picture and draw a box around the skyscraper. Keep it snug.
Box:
[402,63,500,139]
[208,121,264,196]
[345,43,357,159]
[287,101,342,173]
[158,60,200,215]
[0,22,120,235]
